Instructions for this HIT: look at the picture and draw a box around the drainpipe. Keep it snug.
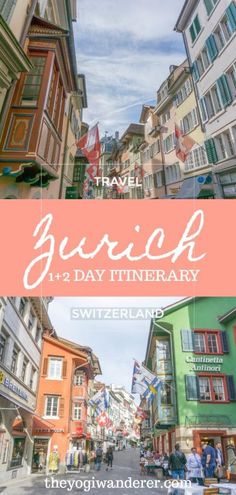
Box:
[159,129,167,196]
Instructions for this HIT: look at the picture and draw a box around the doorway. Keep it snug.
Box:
[32,438,49,473]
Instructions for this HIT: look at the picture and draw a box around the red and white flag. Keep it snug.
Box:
[175,124,195,162]
[76,124,101,197]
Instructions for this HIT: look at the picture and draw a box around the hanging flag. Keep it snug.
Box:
[143,376,162,406]
[76,124,101,198]
[134,162,144,182]
[134,407,148,423]
[89,387,109,413]
[131,360,158,396]
[175,124,195,162]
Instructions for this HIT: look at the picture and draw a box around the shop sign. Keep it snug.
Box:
[34,428,64,433]
[0,370,28,401]
[186,356,223,372]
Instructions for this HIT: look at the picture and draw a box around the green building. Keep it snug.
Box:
[144,297,236,476]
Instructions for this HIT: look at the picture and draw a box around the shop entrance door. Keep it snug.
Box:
[32,438,49,473]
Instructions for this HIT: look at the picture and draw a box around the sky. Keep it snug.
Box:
[48,297,183,394]
[74,0,186,137]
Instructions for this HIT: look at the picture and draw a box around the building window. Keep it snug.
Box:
[19,298,27,317]
[193,331,220,354]
[73,403,82,420]
[189,15,201,43]
[20,56,46,107]
[193,333,205,353]
[29,367,36,390]
[45,396,59,417]
[226,64,236,100]
[181,108,198,134]
[163,133,175,153]
[157,341,170,360]
[199,377,211,400]
[35,325,41,346]
[214,130,235,161]
[199,376,226,401]
[74,371,84,386]
[10,438,26,468]
[204,85,222,118]
[28,310,35,332]
[154,171,163,188]
[165,163,181,184]
[48,357,62,379]
[0,0,16,22]
[11,346,19,374]
[0,331,7,362]
[204,0,219,16]
[161,383,172,405]
[21,357,28,383]
[185,146,208,171]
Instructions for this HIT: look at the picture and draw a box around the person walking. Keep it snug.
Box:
[95,445,103,471]
[169,443,187,480]
[106,447,113,471]
[201,442,216,478]
[187,447,204,485]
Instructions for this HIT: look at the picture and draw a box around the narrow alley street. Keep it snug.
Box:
[0,449,167,495]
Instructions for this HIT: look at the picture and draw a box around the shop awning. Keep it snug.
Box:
[0,162,58,188]
[176,174,214,199]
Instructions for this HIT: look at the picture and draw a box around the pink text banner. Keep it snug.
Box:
[0,200,234,297]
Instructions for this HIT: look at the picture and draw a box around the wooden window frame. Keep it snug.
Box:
[198,373,229,403]
[193,329,223,355]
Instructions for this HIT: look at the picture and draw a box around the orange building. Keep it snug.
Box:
[34,333,101,472]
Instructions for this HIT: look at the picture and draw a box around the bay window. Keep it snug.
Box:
[20,56,46,107]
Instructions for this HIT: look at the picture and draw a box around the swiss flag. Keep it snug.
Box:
[175,124,195,162]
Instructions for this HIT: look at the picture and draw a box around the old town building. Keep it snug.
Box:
[175,0,236,197]
[36,334,101,472]
[153,60,213,198]
[0,0,86,199]
[0,297,53,483]
[144,297,236,478]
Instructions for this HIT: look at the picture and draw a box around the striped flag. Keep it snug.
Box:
[175,123,195,162]
[131,360,162,404]
[89,387,109,413]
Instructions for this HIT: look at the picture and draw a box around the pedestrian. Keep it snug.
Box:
[140,454,146,476]
[95,445,103,471]
[215,442,225,480]
[201,442,216,478]
[169,443,187,480]
[187,447,204,485]
[161,453,170,477]
[106,446,113,471]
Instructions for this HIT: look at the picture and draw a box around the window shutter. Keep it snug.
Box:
[217,75,233,107]
[226,376,236,401]
[42,358,48,376]
[0,0,16,22]
[59,397,65,417]
[220,331,229,353]
[62,359,67,378]
[199,98,208,123]
[204,0,213,15]
[226,2,236,31]
[206,35,218,62]
[181,329,194,351]
[205,138,218,164]
[185,375,200,400]
[192,61,200,82]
